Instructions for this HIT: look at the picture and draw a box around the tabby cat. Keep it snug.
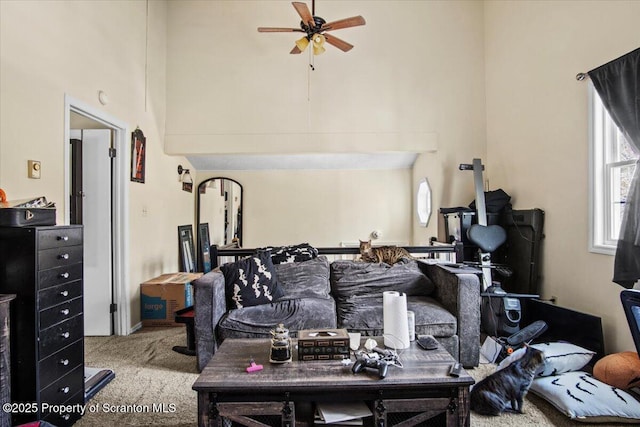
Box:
[358,240,413,264]
[470,345,545,416]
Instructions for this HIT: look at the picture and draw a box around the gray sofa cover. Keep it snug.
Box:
[194,256,480,371]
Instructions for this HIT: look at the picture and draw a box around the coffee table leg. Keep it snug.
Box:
[446,387,470,427]
[373,398,386,427]
[281,392,295,427]
[198,392,223,427]
[458,387,470,427]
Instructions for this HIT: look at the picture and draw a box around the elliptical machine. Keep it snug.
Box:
[460,159,547,361]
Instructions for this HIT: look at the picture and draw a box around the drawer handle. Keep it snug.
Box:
[58,236,69,241]
[59,358,69,366]
[61,331,70,339]
[59,253,70,260]
[60,290,69,297]
[59,272,70,279]
[60,386,70,394]
[61,308,70,316]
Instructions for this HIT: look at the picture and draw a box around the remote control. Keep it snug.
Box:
[417,335,438,350]
[449,362,462,377]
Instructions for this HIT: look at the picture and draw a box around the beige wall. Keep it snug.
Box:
[164,0,487,246]
[2,0,637,352]
[484,0,640,353]
[0,0,194,330]
[196,169,413,248]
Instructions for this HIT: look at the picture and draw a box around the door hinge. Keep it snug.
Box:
[109,148,116,158]
[110,303,118,313]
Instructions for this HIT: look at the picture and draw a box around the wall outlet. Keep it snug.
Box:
[27,160,41,179]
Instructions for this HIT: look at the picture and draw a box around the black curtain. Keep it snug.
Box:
[588,48,640,288]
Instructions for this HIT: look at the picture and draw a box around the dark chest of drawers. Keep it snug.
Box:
[0,226,84,426]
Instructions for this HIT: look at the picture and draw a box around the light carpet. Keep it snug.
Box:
[77,327,590,426]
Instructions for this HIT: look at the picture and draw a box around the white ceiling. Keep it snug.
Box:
[187,152,418,171]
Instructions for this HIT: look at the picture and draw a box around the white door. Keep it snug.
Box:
[79,129,113,336]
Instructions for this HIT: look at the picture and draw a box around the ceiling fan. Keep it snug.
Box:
[258,1,366,55]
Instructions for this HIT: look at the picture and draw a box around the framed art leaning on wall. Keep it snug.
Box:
[178,225,195,273]
[198,223,212,273]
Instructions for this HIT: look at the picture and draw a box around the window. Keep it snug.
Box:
[589,83,639,254]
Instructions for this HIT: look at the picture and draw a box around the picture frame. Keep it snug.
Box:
[198,223,212,273]
[130,128,146,183]
[178,225,195,273]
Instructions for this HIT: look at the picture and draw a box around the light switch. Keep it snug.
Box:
[28,160,41,179]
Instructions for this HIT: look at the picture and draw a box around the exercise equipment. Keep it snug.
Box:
[460,159,543,340]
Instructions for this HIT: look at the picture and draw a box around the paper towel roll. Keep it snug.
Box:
[383,291,410,349]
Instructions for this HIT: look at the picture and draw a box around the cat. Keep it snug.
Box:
[358,240,413,264]
[470,345,545,416]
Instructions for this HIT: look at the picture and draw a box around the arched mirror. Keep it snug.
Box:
[196,177,243,272]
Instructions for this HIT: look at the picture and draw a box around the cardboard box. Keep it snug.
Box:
[141,272,202,327]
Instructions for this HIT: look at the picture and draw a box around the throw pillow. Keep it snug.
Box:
[258,243,319,265]
[330,260,435,298]
[221,251,284,310]
[274,256,331,300]
[530,371,640,423]
[498,342,595,377]
[593,351,640,390]
[533,342,596,376]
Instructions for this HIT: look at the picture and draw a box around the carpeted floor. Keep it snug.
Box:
[77,327,594,426]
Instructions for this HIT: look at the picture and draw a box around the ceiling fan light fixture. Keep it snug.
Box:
[258,1,365,55]
[312,33,326,55]
[295,36,310,52]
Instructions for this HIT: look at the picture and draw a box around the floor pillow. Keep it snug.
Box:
[530,371,640,423]
[498,342,595,377]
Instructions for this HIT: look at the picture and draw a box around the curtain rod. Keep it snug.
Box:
[576,72,590,81]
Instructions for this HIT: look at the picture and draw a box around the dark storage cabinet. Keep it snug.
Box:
[1,294,16,427]
[0,226,84,426]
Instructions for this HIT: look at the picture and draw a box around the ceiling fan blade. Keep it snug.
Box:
[321,15,366,31]
[324,33,354,52]
[290,45,303,54]
[292,2,315,27]
[258,27,304,33]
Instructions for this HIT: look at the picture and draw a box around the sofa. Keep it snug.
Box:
[193,253,481,371]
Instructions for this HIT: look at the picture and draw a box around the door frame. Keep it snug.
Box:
[63,94,131,336]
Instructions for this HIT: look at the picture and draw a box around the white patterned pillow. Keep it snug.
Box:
[530,371,640,423]
[532,342,596,376]
[498,342,595,376]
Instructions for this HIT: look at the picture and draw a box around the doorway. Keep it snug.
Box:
[70,128,113,336]
[64,95,130,336]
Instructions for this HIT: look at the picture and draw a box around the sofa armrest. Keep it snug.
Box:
[421,263,481,367]
[194,270,227,372]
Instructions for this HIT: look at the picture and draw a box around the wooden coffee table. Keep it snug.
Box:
[192,337,473,427]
